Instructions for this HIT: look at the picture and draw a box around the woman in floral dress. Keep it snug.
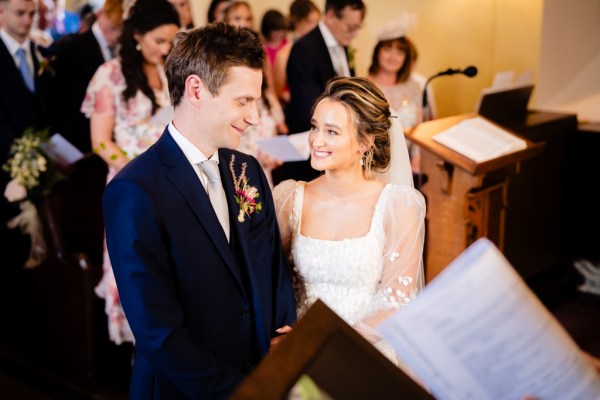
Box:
[81,0,180,344]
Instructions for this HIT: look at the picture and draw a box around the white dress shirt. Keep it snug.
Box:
[319,21,350,77]
[91,21,114,61]
[168,122,220,191]
[0,28,34,76]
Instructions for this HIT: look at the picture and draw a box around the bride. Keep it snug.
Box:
[273,77,425,360]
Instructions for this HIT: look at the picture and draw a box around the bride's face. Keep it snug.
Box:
[309,99,364,173]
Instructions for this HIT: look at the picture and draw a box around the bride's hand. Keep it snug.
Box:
[270,325,292,351]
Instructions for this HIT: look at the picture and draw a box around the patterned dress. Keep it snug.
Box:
[81,58,170,344]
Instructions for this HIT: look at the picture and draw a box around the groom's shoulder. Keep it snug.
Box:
[220,148,260,173]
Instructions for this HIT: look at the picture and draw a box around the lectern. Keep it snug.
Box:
[231,300,433,399]
[406,114,543,282]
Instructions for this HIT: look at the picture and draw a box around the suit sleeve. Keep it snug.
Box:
[103,178,244,399]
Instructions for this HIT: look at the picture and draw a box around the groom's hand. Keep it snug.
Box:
[270,325,292,351]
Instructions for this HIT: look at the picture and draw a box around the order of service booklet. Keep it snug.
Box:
[378,238,600,400]
[431,117,527,163]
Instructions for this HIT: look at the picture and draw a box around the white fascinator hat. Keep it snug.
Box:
[376,13,418,42]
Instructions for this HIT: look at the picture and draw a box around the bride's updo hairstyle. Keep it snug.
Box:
[313,77,392,179]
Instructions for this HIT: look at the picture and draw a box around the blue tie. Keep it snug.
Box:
[16,48,35,92]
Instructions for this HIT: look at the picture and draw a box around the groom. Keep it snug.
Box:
[103,23,296,399]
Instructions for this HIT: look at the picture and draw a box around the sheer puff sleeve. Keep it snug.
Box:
[272,179,298,262]
[354,184,426,343]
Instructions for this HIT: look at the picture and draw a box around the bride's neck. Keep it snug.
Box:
[320,168,367,198]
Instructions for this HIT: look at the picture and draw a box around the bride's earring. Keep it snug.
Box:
[359,153,365,166]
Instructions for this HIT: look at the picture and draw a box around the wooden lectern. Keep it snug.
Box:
[407,114,543,282]
[231,300,433,400]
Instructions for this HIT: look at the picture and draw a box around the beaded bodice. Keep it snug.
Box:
[290,183,390,325]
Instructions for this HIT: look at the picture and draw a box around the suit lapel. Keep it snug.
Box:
[156,132,245,293]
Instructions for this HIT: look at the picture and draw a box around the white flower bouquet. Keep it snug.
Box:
[3,128,63,268]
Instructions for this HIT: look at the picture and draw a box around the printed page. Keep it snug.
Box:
[41,133,84,166]
[378,239,600,400]
[432,117,527,163]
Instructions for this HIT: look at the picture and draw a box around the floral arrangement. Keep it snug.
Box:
[3,128,62,268]
[229,155,262,223]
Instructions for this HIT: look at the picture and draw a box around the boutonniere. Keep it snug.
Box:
[229,155,262,223]
[347,47,356,71]
[37,56,55,77]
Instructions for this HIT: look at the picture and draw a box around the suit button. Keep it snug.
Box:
[240,308,250,317]
[243,358,255,369]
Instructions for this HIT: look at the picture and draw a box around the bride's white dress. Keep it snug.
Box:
[274,180,426,361]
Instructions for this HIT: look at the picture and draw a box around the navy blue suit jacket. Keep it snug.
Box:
[103,130,296,399]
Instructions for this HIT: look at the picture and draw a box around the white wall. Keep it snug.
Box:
[536,0,600,122]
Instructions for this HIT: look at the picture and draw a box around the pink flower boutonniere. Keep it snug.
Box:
[229,155,262,223]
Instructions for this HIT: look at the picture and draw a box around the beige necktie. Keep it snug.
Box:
[199,160,230,241]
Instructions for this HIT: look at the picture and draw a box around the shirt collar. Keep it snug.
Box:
[0,28,31,56]
[91,21,112,61]
[168,122,219,166]
[319,21,340,48]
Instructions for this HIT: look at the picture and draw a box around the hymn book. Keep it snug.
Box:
[378,238,600,400]
[431,117,527,163]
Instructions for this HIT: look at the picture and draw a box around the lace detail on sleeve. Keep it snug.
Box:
[354,184,426,341]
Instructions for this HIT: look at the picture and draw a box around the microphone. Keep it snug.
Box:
[422,65,478,113]
[433,65,478,78]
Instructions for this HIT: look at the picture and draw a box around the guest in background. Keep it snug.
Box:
[81,0,179,345]
[277,0,365,184]
[272,0,320,105]
[223,0,252,30]
[260,9,287,68]
[41,0,81,42]
[368,15,437,176]
[0,0,53,268]
[50,0,124,153]
[206,0,231,24]
[167,0,193,30]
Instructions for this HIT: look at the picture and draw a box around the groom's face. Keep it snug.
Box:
[200,66,262,152]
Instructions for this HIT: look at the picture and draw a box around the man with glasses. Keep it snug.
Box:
[276,0,365,183]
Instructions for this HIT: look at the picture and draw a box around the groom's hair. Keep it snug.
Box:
[165,22,265,107]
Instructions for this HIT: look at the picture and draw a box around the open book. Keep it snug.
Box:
[378,238,600,400]
[432,117,527,163]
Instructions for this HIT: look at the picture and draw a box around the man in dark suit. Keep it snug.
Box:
[50,0,123,153]
[277,0,365,183]
[103,23,296,399]
[0,0,52,267]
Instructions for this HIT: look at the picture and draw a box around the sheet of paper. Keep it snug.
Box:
[432,117,527,163]
[257,131,310,162]
[41,133,84,166]
[491,70,515,89]
[378,238,600,400]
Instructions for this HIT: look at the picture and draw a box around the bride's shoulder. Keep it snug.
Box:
[273,179,303,196]
[384,183,426,208]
